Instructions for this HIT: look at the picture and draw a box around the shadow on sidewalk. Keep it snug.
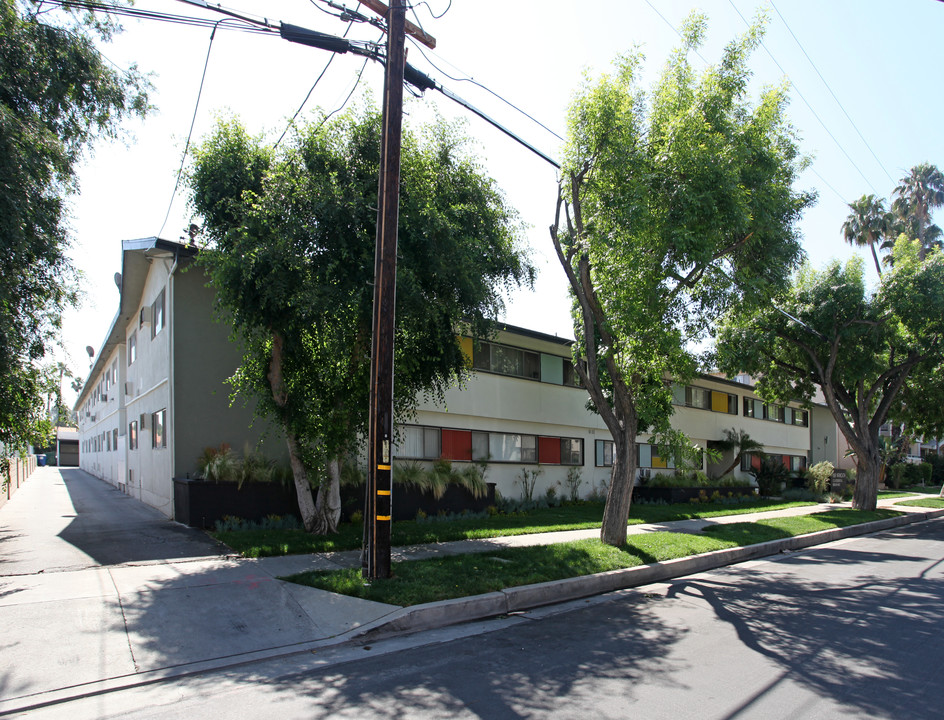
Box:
[56,468,227,565]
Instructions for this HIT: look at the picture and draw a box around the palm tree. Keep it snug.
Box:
[714,427,764,478]
[892,163,944,260]
[842,194,892,277]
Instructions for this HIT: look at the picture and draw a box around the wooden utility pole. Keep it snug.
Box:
[363,0,406,580]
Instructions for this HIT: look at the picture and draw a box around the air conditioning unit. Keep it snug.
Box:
[140,413,149,430]
[124,382,134,396]
[90,414,96,422]
[139,306,152,326]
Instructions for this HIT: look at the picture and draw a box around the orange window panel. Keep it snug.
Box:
[441,429,472,462]
[538,436,561,464]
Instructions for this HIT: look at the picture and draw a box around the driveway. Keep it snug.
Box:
[0,466,227,576]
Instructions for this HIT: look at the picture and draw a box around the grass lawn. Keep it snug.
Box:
[213,499,817,558]
[283,508,899,606]
[895,497,944,509]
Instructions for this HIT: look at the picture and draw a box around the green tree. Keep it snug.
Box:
[892,163,944,260]
[715,239,944,510]
[549,14,812,546]
[842,194,891,277]
[188,106,533,534]
[0,0,148,458]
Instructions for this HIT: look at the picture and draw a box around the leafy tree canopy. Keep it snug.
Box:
[715,238,944,509]
[0,0,148,454]
[551,12,813,545]
[187,103,533,532]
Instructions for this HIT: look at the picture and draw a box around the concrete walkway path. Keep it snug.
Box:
[0,466,939,715]
[0,468,396,713]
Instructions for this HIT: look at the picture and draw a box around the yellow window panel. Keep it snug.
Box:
[652,455,667,469]
[458,336,474,368]
[711,391,730,413]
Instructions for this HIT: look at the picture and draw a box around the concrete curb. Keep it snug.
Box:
[353,507,944,640]
[2,507,941,716]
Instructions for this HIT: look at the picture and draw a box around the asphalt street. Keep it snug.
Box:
[16,515,944,720]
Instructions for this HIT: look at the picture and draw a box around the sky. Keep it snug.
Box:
[58,0,944,404]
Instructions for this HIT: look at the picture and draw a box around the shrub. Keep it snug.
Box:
[888,464,905,489]
[919,462,933,486]
[515,467,543,502]
[805,461,834,495]
[564,466,584,502]
[782,488,823,502]
[750,455,791,496]
[924,454,944,484]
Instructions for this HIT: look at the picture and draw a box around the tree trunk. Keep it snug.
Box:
[311,456,342,535]
[853,450,881,511]
[869,242,883,278]
[268,331,319,532]
[286,433,318,532]
[601,429,638,546]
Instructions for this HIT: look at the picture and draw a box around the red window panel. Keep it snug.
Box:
[538,436,561,464]
[441,429,472,462]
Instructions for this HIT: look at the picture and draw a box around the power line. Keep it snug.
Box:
[411,0,452,20]
[157,20,226,239]
[406,36,565,143]
[726,0,878,197]
[277,27,384,149]
[769,1,895,185]
[642,0,710,66]
[275,20,357,148]
[38,0,271,34]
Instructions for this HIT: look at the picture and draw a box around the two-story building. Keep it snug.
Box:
[76,237,838,519]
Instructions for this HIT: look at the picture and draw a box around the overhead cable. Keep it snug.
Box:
[406,36,565,143]
[726,0,878,196]
[769,0,895,185]
[157,19,228,239]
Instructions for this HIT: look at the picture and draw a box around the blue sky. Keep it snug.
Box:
[62,0,944,401]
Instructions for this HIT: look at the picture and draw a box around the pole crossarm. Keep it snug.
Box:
[357,0,437,48]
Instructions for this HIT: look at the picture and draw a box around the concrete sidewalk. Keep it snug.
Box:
[1,467,941,715]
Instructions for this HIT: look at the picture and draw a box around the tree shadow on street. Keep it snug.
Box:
[665,525,944,719]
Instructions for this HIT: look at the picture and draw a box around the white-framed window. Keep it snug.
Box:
[129,421,138,450]
[128,331,137,365]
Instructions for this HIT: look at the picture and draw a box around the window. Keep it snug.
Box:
[112,360,118,384]
[489,432,536,462]
[397,425,440,459]
[112,428,118,452]
[472,341,541,381]
[595,440,674,468]
[471,431,489,461]
[152,289,165,338]
[741,453,807,472]
[398,425,580,465]
[672,384,737,414]
[638,443,674,469]
[562,359,581,387]
[595,439,614,467]
[106,431,111,452]
[128,331,137,365]
[129,421,138,450]
[743,398,809,427]
[152,409,166,448]
[560,438,583,465]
